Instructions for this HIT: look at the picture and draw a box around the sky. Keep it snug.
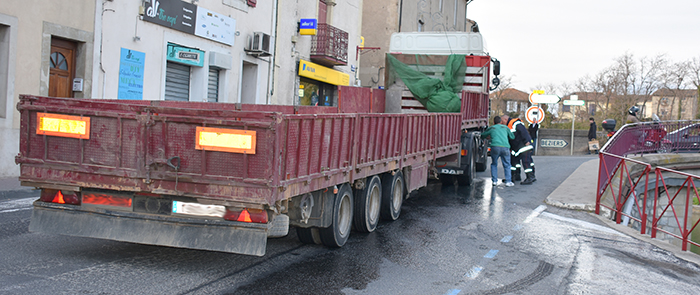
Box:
[468,0,700,94]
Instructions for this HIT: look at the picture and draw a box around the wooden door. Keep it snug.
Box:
[49,38,76,98]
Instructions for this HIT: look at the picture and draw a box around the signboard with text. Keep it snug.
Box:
[143,0,196,35]
[540,139,568,148]
[167,43,204,67]
[118,48,145,100]
[194,6,235,46]
[144,0,236,46]
[299,18,318,35]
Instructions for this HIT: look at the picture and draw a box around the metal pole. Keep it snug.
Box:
[570,106,575,155]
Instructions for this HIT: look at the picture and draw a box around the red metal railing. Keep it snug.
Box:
[596,120,700,252]
[310,23,348,66]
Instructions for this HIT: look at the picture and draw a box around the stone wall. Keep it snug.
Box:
[534,129,592,156]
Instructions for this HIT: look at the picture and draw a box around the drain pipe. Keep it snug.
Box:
[266,0,280,104]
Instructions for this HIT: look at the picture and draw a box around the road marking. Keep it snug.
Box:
[523,205,547,223]
[0,197,35,214]
[484,249,499,259]
[465,266,483,279]
[540,212,625,236]
[500,235,513,243]
[444,289,461,295]
[512,224,523,231]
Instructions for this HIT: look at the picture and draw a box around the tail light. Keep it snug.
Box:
[82,192,132,208]
[40,189,80,205]
[224,208,268,223]
[461,149,467,156]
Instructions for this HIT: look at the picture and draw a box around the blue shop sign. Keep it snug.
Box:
[299,18,317,35]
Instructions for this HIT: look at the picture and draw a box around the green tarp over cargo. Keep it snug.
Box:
[386,53,467,113]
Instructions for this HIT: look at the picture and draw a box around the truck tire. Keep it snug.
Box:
[380,171,404,221]
[319,184,353,248]
[296,227,321,245]
[457,140,476,186]
[353,176,382,233]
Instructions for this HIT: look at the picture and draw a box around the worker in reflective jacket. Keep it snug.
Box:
[501,115,536,185]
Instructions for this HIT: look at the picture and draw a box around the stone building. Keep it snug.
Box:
[651,89,698,120]
[359,0,472,89]
[271,0,364,106]
[1,0,97,177]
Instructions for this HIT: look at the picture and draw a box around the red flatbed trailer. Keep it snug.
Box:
[17,57,492,256]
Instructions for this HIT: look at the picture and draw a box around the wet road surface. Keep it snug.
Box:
[1,156,699,294]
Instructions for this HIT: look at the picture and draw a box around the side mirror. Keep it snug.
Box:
[492,59,500,76]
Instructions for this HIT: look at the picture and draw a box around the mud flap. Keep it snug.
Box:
[29,202,269,256]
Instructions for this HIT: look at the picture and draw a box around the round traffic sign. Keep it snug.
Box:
[525,106,545,124]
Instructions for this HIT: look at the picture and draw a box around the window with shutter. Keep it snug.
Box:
[165,62,190,101]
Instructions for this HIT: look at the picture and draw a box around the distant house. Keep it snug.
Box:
[560,92,652,121]
[651,89,698,120]
[489,88,530,118]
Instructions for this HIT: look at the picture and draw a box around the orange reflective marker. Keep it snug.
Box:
[195,127,256,154]
[36,113,90,139]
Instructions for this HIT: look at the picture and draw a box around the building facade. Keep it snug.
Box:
[271,0,363,106]
[359,0,470,89]
[1,0,97,177]
[651,89,698,120]
[98,0,275,104]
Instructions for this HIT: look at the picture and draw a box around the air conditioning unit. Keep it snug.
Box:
[245,32,271,57]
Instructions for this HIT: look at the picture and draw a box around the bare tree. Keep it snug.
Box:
[659,61,690,120]
[689,56,700,119]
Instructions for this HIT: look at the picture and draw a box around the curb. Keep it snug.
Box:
[544,198,595,212]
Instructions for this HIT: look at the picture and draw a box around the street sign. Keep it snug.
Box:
[563,100,585,106]
[525,106,545,124]
[529,94,560,104]
[540,139,568,148]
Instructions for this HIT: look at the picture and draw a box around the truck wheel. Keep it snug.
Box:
[319,184,353,248]
[353,176,382,233]
[381,171,404,221]
[296,227,321,245]
[457,147,476,186]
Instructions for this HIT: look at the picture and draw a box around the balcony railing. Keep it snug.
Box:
[310,23,348,67]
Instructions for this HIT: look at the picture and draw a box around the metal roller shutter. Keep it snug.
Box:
[165,62,190,101]
[207,68,219,102]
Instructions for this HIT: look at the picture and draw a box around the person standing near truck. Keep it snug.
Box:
[481,116,515,187]
[501,115,536,185]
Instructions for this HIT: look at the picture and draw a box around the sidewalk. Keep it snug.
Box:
[544,158,700,266]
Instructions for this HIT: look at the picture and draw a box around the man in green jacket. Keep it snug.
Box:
[481,116,515,186]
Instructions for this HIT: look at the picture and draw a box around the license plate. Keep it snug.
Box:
[440,168,463,175]
[172,201,226,218]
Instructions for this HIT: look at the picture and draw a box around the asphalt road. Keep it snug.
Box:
[1,156,699,294]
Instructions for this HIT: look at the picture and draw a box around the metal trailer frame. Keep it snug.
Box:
[17,83,489,255]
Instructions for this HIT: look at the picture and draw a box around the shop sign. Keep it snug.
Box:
[167,43,204,67]
[298,60,350,86]
[118,48,146,100]
[144,0,235,46]
[299,19,317,35]
[144,0,196,35]
[194,6,235,46]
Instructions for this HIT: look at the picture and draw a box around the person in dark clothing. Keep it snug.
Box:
[588,117,598,154]
[588,117,597,141]
[501,115,536,185]
[528,122,539,154]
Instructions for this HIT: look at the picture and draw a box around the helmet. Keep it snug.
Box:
[628,106,640,116]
